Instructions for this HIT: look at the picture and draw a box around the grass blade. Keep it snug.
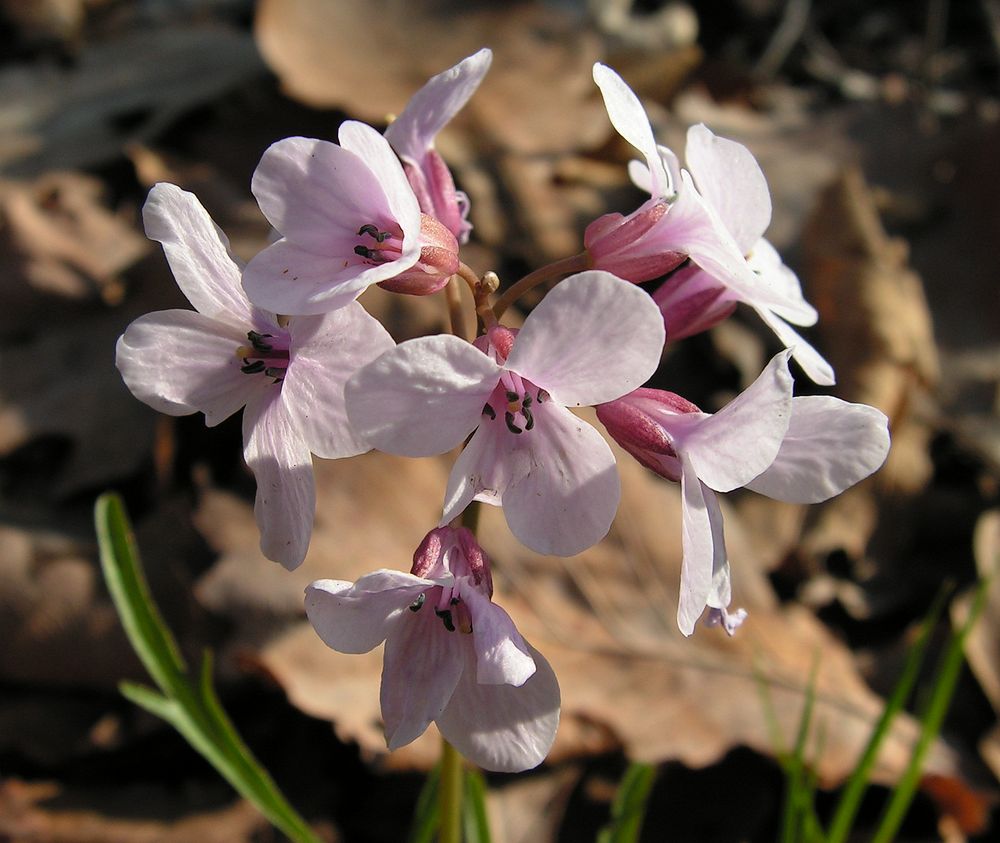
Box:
[409,763,442,843]
[463,769,492,843]
[597,762,657,843]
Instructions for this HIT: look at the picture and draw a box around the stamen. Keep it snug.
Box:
[241,360,266,374]
[523,406,534,431]
[505,412,522,434]
[482,403,496,419]
[354,245,375,259]
[357,223,380,238]
[435,608,456,632]
[506,390,519,402]
[264,367,285,379]
[409,593,426,612]
[247,331,273,352]
[536,389,549,404]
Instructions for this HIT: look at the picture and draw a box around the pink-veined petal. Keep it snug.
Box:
[501,402,621,557]
[385,49,493,161]
[305,572,433,654]
[243,390,315,570]
[284,304,395,458]
[440,420,507,526]
[592,63,669,197]
[505,271,664,407]
[681,350,793,492]
[346,335,500,457]
[142,183,252,322]
[684,124,771,254]
[754,306,836,386]
[380,605,465,750]
[746,396,889,503]
[678,457,725,636]
[437,641,560,773]
[116,310,266,425]
[460,586,535,686]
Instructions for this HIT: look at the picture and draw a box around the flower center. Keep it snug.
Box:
[353,222,405,265]
[409,584,473,634]
[236,330,290,382]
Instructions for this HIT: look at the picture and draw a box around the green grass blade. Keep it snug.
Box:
[825,587,950,843]
[871,579,990,843]
[463,769,492,843]
[597,762,657,843]
[408,763,442,843]
[780,655,820,843]
[96,492,322,843]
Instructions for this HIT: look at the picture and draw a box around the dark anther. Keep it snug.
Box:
[522,394,532,408]
[409,593,426,612]
[247,330,274,352]
[358,223,380,238]
[505,412,522,434]
[450,597,459,605]
[241,360,266,374]
[264,367,285,379]
[482,403,496,419]
[354,245,375,259]
[536,390,549,404]
[523,406,534,431]
[435,608,456,632]
[506,390,519,402]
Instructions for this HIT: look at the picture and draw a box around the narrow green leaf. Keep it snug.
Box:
[119,681,177,721]
[409,763,442,843]
[871,579,990,843]
[463,769,492,843]
[597,762,657,843]
[780,654,820,843]
[825,586,950,843]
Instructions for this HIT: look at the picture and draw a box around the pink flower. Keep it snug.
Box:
[116,183,395,569]
[305,526,560,772]
[590,64,834,385]
[385,48,492,244]
[242,121,458,315]
[345,271,665,556]
[597,351,890,634]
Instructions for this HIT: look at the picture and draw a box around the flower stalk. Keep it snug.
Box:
[491,252,589,320]
[439,737,465,843]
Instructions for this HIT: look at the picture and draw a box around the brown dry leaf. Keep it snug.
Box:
[0,779,280,843]
[196,428,962,790]
[804,166,939,496]
[255,0,607,156]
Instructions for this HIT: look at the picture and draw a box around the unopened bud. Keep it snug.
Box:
[584,200,687,283]
[378,214,460,296]
[652,264,737,342]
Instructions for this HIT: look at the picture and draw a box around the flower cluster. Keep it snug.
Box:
[116,50,890,772]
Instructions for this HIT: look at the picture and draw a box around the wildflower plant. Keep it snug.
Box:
[110,49,893,840]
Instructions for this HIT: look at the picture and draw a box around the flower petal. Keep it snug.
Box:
[460,586,536,686]
[440,420,506,526]
[593,64,669,197]
[142,183,252,322]
[116,310,264,425]
[437,640,560,773]
[746,396,890,502]
[284,304,395,458]
[243,390,315,569]
[501,402,621,557]
[677,457,725,636]
[380,605,465,750]
[505,271,664,407]
[346,335,500,457]
[753,306,836,386]
[684,124,771,254]
[747,238,817,326]
[681,351,793,493]
[385,49,492,161]
[305,572,432,654]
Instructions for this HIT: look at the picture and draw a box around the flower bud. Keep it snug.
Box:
[378,214,460,295]
[652,264,737,342]
[584,199,687,283]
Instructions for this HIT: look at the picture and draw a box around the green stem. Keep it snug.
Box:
[440,737,464,843]
[491,253,589,320]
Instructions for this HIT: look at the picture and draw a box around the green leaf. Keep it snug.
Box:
[95,492,322,843]
[597,762,657,843]
[408,763,441,843]
[463,769,492,843]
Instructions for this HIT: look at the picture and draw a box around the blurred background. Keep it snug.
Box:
[1,0,999,840]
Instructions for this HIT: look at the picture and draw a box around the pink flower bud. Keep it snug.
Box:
[652,264,737,342]
[584,200,687,283]
[378,214,460,295]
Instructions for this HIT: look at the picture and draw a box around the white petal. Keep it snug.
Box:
[142,183,252,321]
[754,306,836,386]
[703,488,732,610]
[505,271,664,407]
[747,238,817,326]
[380,605,465,750]
[284,305,395,458]
[746,397,890,502]
[461,586,536,686]
[677,457,725,636]
[501,402,621,557]
[684,124,772,254]
[116,310,264,425]
[243,390,315,569]
[592,63,669,197]
[305,572,432,653]
[437,641,560,773]
[385,49,493,161]
[440,421,506,526]
[681,351,794,493]
[346,335,500,457]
